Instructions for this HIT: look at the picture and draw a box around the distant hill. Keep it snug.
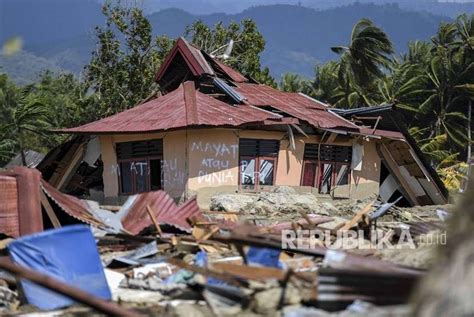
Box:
[0,51,63,85]
[148,3,449,77]
[0,1,455,83]
[109,0,474,18]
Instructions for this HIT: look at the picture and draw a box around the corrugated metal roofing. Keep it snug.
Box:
[0,175,20,237]
[211,58,248,83]
[65,37,363,134]
[63,82,278,134]
[235,83,359,130]
[41,180,106,228]
[121,190,202,234]
[5,150,45,169]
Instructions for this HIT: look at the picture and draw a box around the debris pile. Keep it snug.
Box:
[0,167,455,316]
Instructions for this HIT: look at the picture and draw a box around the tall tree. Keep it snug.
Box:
[279,73,305,92]
[186,20,276,86]
[331,19,394,108]
[0,74,51,165]
[85,3,172,116]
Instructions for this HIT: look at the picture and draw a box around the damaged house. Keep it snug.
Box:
[61,37,447,206]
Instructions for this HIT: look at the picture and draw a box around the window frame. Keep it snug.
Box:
[300,143,352,197]
[239,155,278,191]
[301,160,351,194]
[117,155,163,195]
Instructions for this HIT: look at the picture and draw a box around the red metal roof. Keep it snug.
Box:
[235,83,358,130]
[211,59,248,83]
[63,82,278,134]
[0,175,20,237]
[155,37,214,83]
[65,37,359,134]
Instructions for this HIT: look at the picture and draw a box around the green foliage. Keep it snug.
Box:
[301,15,473,181]
[0,73,52,165]
[0,71,99,165]
[85,3,173,116]
[329,19,394,108]
[391,14,474,165]
[279,73,306,92]
[186,19,276,86]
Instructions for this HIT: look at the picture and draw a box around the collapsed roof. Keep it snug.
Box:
[63,37,363,134]
[60,37,448,205]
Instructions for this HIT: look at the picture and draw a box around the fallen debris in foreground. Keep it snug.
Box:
[0,168,454,316]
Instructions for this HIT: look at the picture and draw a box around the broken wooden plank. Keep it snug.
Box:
[378,143,420,206]
[40,189,61,229]
[146,205,163,236]
[339,201,374,231]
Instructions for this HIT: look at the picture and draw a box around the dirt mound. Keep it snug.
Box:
[210,187,335,216]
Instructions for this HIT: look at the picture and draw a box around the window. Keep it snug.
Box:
[116,139,163,194]
[301,144,352,195]
[239,139,279,190]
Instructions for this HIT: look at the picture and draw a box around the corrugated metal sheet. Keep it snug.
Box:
[40,180,106,228]
[213,77,245,103]
[41,180,204,234]
[317,267,419,311]
[63,83,278,134]
[121,191,202,234]
[14,167,43,235]
[5,150,45,169]
[235,83,359,130]
[211,59,248,83]
[0,167,43,237]
[0,175,20,237]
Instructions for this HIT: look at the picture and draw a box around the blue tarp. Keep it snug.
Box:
[8,225,111,310]
[246,247,281,268]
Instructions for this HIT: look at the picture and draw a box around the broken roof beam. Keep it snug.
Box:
[378,143,420,206]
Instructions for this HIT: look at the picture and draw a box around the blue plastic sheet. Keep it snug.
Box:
[8,225,111,310]
[194,251,226,286]
[246,247,281,268]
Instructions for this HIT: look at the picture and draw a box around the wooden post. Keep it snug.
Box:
[146,205,163,235]
[468,99,472,164]
[40,190,61,229]
[378,144,420,206]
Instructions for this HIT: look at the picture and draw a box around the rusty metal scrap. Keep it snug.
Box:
[41,180,106,228]
[317,267,419,311]
[121,191,203,234]
[0,175,20,237]
[0,167,43,237]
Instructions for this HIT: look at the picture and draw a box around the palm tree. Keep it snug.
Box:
[0,77,51,166]
[8,99,51,166]
[331,19,394,108]
[279,73,304,92]
[392,20,474,161]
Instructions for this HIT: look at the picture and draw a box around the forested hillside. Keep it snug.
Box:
[1,0,451,81]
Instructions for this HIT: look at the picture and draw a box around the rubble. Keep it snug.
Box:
[0,167,463,316]
[210,187,335,217]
